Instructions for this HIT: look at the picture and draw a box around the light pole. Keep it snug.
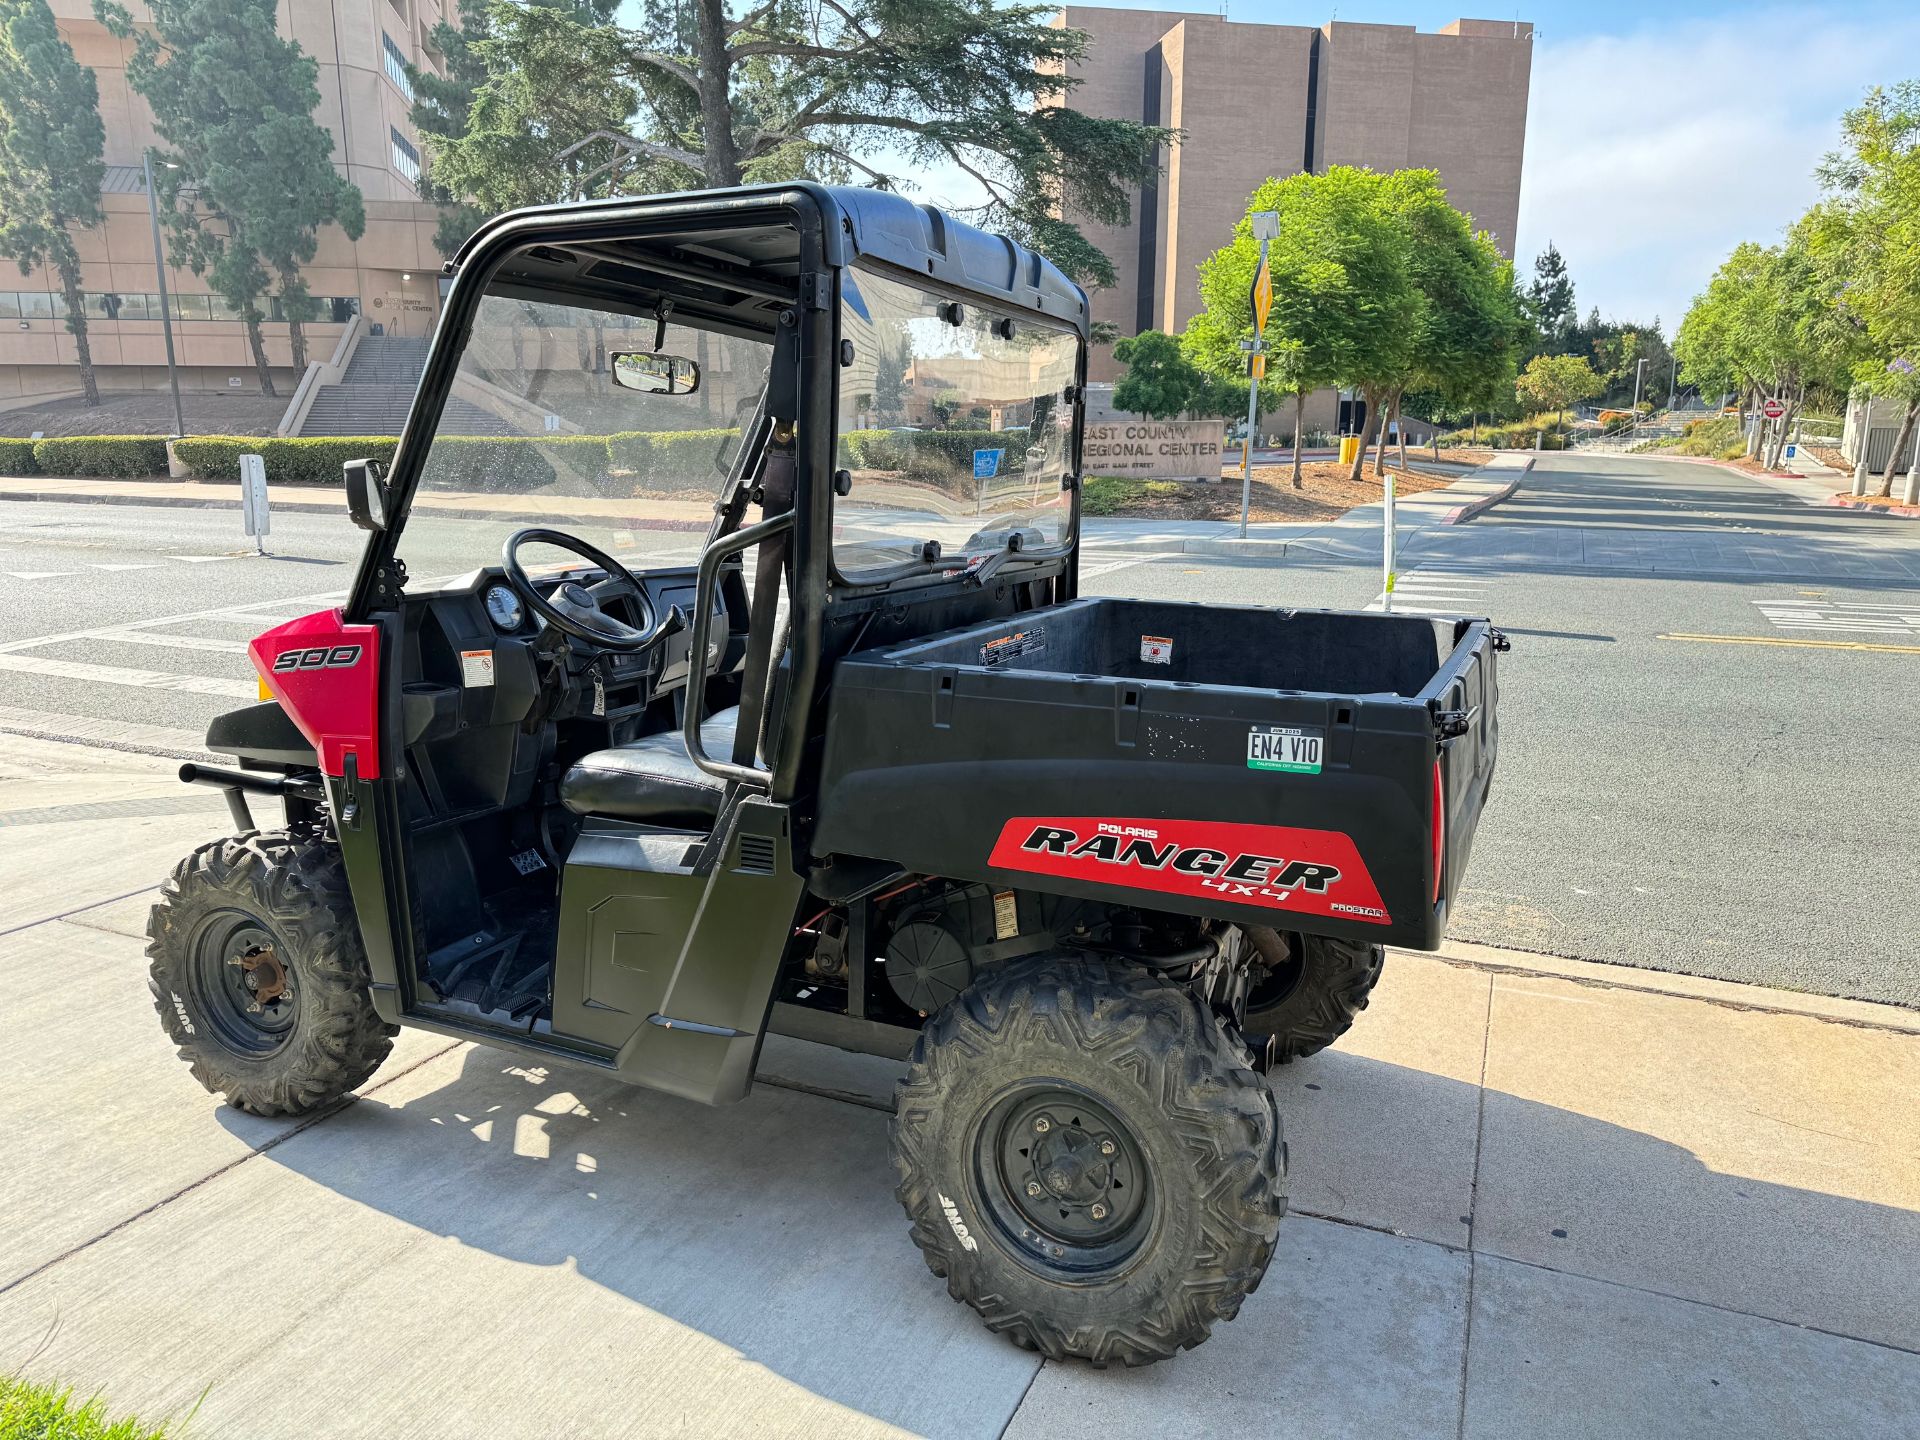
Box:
[1239,209,1280,539]
[1631,356,1649,414]
[142,152,188,439]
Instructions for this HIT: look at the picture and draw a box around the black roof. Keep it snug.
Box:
[452,181,1089,337]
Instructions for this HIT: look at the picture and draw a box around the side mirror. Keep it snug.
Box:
[612,351,701,395]
[343,458,389,532]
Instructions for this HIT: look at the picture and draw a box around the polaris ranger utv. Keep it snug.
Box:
[150,184,1502,1365]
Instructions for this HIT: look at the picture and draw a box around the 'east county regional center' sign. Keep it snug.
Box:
[1081,420,1225,481]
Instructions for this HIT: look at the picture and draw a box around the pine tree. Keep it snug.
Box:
[1528,242,1576,349]
[0,0,107,405]
[99,0,365,392]
[419,0,1166,290]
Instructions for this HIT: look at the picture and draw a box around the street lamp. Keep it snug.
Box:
[142,151,188,440]
[1631,356,1649,414]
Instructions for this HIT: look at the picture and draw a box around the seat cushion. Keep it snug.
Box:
[559,708,738,826]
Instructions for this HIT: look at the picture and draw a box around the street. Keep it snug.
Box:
[3,451,1916,1005]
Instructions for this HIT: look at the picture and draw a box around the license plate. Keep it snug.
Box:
[1247,725,1323,775]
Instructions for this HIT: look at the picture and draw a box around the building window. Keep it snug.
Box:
[391,128,421,184]
[382,33,414,100]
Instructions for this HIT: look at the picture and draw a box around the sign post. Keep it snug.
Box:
[239,452,269,556]
[1382,471,1397,614]
[1240,211,1280,539]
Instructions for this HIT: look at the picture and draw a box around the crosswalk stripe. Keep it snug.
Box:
[4,571,77,580]
[79,630,251,655]
[0,652,255,699]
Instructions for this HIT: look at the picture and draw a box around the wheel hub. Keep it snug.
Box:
[234,944,290,1011]
[188,911,297,1057]
[976,1086,1152,1272]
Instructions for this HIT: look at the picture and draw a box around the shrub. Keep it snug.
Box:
[0,438,38,475]
[544,433,613,486]
[172,435,400,485]
[610,427,738,493]
[31,434,170,477]
[433,435,558,493]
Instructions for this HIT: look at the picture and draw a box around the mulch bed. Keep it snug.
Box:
[1097,461,1456,524]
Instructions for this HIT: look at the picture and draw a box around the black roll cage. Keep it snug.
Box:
[344,182,1090,808]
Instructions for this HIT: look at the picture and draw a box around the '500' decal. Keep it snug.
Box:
[271,644,362,672]
[987,816,1389,924]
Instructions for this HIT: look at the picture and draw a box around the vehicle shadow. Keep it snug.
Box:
[219,1032,1920,1433]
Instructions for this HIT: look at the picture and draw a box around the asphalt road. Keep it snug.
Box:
[3,452,1916,1004]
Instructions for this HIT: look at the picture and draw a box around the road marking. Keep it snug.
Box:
[1659,632,1920,654]
[1365,564,1497,615]
[1754,598,1920,638]
[78,630,250,655]
[87,562,160,572]
[168,554,241,564]
[0,652,257,697]
[3,570,77,580]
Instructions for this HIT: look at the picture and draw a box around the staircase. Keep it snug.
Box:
[298,335,512,437]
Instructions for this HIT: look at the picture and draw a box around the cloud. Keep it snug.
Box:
[1516,4,1920,330]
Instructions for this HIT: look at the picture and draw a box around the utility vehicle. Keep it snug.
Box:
[151,184,1503,1365]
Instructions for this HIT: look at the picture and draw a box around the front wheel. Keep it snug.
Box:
[891,955,1285,1366]
[147,830,396,1117]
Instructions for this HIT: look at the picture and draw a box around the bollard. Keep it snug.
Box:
[1381,472,1397,615]
[1852,455,1869,497]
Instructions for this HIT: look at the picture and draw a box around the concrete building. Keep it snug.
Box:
[1,2,453,420]
[1053,9,1534,388]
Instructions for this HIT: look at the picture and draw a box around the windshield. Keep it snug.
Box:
[834,267,1078,577]
[395,279,772,581]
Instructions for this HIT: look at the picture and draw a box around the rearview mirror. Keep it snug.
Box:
[612,351,701,395]
[343,458,389,532]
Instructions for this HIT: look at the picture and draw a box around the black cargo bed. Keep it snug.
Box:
[814,597,1500,950]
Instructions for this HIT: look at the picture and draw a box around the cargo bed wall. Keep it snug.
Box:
[815,598,1494,951]
[889,597,1448,697]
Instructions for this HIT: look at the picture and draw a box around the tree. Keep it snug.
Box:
[1367,169,1528,475]
[100,0,366,392]
[1185,168,1420,486]
[1515,352,1602,427]
[0,0,106,405]
[1812,82,1920,498]
[1528,242,1576,351]
[1112,330,1232,420]
[422,0,1168,290]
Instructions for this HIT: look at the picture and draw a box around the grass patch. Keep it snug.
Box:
[1079,476,1189,516]
[1639,415,1744,459]
[0,1375,184,1439]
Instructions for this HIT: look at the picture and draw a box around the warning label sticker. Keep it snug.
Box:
[980,626,1046,668]
[1140,635,1173,665]
[1247,724,1323,774]
[459,648,496,688]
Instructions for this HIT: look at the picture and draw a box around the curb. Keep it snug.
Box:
[1826,494,1920,519]
[1439,456,1533,524]
[0,484,714,531]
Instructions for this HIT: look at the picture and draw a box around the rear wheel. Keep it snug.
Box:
[147,830,395,1117]
[1241,929,1385,1063]
[891,955,1285,1365]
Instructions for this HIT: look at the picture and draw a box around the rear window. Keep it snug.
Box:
[834,267,1078,578]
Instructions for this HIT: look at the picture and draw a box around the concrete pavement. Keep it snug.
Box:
[2,731,1917,1438]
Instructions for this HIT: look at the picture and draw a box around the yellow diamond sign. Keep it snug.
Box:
[1251,258,1273,333]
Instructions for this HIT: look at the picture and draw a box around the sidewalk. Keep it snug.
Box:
[1083,453,1533,559]
[2,729,1915,1438]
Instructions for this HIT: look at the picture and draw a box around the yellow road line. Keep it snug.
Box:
[1658,632,1920,654]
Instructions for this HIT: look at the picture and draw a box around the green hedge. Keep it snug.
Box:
[172,435,400,485]
[0,438,38,476]
[610,427,737,493]
[31,435,171,477]
[432,435,558,492]
[840,427,1027,478]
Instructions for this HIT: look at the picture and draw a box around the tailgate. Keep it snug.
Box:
[1426,618,1504,928]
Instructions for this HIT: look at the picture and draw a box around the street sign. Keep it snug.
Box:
[972,448,1004,480]
[1762,398,1787,420]
[1250,354,1267,380]
[1250,258,1273,334]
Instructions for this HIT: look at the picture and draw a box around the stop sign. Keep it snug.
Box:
[1762,398,1787,419]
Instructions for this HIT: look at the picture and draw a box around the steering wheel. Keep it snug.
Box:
[501,527,684,652]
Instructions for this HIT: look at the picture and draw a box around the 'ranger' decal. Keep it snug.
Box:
[987,816,1390,924]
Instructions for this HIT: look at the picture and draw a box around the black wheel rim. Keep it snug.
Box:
[186,910,297,1058]
[972,1083,1154,1277]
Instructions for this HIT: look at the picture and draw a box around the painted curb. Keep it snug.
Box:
[1825,494,1920,519]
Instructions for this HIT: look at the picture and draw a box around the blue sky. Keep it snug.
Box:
[623,2,1920,331]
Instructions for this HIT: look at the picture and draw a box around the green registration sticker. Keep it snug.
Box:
[1247,725,1323,775]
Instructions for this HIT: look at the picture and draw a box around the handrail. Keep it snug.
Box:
[683,510,794,786]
